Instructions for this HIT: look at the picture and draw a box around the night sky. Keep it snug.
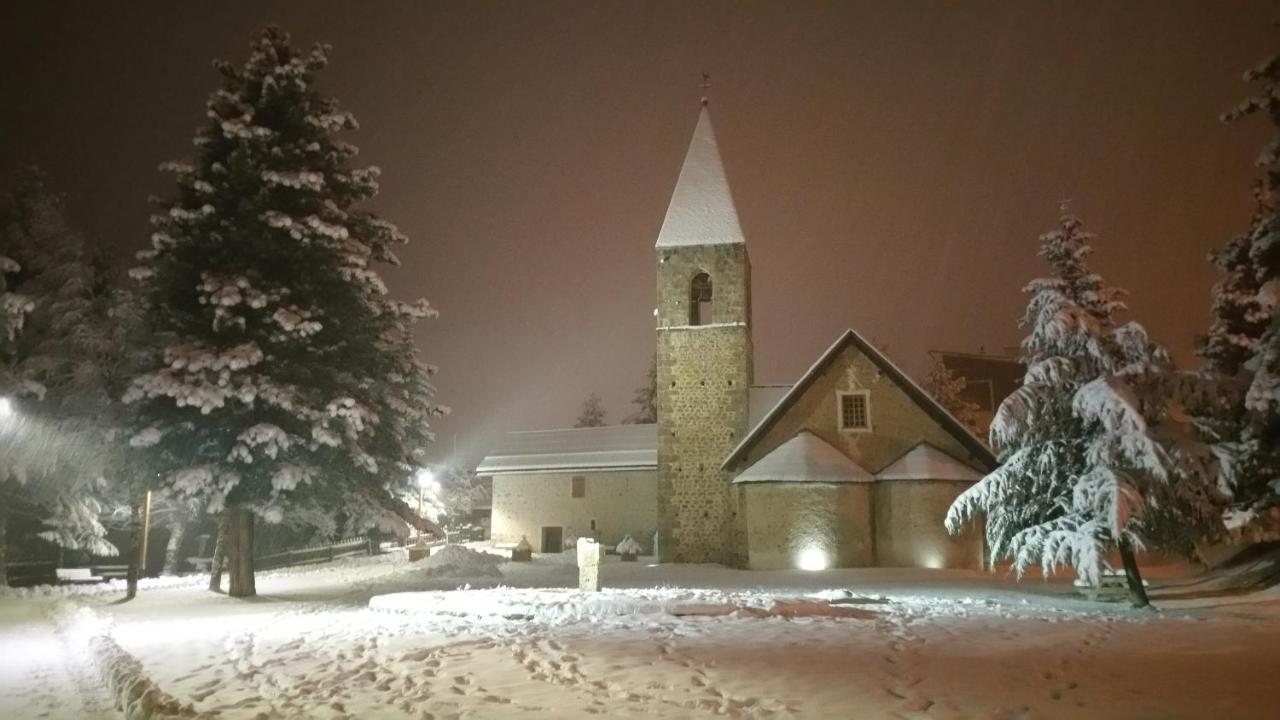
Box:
[0,1,1273,467]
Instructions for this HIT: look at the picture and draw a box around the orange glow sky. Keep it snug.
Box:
[0,1,1273,466]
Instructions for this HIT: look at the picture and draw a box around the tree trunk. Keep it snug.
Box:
[163,521,187,576]
[208,514,226,592]
[225,507,256,598]
[0,506,8,588]
[1117,536,1151,609]
[125,502,142,600]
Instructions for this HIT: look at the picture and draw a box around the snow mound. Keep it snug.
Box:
[421,544,506,578]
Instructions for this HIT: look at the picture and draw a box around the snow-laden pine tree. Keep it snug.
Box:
[924,355,982,437]
[1197,52,1280,523]
[126,27,446,597]
[623,358,657,424]
[0,170,122,584]
[575,393,607,428]
[947,208,1221,606]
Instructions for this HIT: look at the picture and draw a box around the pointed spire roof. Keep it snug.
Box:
[655,106,746,248]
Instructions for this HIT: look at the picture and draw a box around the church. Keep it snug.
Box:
[477,106,996,570]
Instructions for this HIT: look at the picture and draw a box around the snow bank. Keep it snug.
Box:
[50,601,201,719]
[420,543,505,579]
[369,586,884,625]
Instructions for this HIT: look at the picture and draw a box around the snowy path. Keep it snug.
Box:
[7,551,1279,719]
[0,599,115,720]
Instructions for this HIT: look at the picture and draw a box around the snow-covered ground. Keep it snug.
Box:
[3,546,1278,719]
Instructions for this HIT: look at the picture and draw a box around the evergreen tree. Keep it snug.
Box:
[0,169,123,583]
[575,392,607,427]
[125,27,445,597]
[947,208,1221,607]
[622,357,657,424]
[924,355,982,437]
[1198,51,1280,519]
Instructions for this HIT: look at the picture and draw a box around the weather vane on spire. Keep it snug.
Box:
[699,72,712,106]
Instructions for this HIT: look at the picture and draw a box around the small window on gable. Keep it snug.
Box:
[838,391,871,432]
[571,476,586,498]
[689,272,713,326]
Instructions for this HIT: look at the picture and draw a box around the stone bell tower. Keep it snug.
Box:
[655,105,753,565]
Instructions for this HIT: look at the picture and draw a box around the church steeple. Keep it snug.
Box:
[654,102,753,566]
[655,106,746,249]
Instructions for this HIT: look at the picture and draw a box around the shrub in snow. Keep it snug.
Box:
[616,535,643,559]
[125,27,446,595]
[946,208,1223,606]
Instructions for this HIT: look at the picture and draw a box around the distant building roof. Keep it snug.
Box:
[475,423,657,475]
[929,349,1024,414]
[655,106,746,248]
[876,442,983,482]
[732,431,874,484]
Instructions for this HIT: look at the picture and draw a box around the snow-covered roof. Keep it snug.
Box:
[722,329,996,472]
[476,424,657,475]
[876,442,983,482]
[732,432,874,485]
[655,106,746,248]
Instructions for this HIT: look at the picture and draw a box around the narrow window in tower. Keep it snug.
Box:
[571,476,586,498]
[837,391,871,432]
[689,272,713,325]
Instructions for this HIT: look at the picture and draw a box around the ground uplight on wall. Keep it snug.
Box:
[796,546,830,571]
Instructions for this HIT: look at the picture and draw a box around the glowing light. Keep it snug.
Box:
[0,397,11,419]
[920,552,944,569]
[796,546,830,571]
[416,468,437,492]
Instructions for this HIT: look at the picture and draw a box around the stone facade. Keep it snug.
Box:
[734,342,986,475]
[737,483,874,570]
[490,470,657,553]
[656,242,752,564]
[873,480,984,569]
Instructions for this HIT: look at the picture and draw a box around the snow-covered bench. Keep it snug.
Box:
[55,568,103,584]
[1074,572,1148,602]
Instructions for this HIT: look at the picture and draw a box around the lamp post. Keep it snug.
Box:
[416,468,435,542]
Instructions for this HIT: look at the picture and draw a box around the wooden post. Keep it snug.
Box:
[0,507,8,588]
[208,514,226,592]
[138,491,152,578]
[125,501,142,600]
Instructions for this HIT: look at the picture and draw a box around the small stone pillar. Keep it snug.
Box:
[577,537,604,592]
[511,535,533,562]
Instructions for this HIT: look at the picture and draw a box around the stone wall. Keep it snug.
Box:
[874,480,983,569]
[656,242,752,564]
[490,470,658,552]
[739,483,874,570]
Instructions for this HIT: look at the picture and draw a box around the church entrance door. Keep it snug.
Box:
[540,526,563,553]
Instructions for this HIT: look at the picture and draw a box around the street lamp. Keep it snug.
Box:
[415,468,435,542]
